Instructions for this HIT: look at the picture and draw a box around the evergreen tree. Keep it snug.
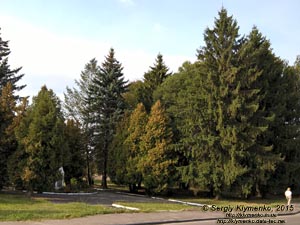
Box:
[64,119,86,189]
[0,28,25,189]
[234,27,284,197]
[17,86,66,194]
[125,103,148,192]
[108,111,130,186]
[194,9,287,198]
[155,10,298,198]
[154,61,218,195]
[64,58,99,186]
[269,58,300,193]
[139,100,175,194]
[0,83,17,188]
[0,28,25,98]
[123,81,145,110]
[196,8,247,198]
[88,48,128,188]
[141,53,172,111]
[7,97,29,189]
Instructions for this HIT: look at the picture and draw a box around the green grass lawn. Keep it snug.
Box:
[1,191,298,221]
[0,193,125,221]
[114,202,199,212]
[114,196,298,212]
[176,196,300,208]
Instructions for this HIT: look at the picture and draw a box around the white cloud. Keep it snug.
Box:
[1,15,110,77]
[1,15,110,99]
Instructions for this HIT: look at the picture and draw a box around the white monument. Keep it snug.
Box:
[55,167,65,190]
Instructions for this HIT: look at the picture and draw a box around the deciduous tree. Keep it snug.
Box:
[139,100,175,194]
[125,103,148,192]
[64,58,99,185]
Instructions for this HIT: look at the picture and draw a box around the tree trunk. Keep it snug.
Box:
[255,183,262,198]
[86,149,92,186]
[26,185,33,198]
[101,139,108,189]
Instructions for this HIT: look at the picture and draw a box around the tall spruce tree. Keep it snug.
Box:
[269,57,300,193]
[196,8,247,198]
[141,53,172,111]
[88,48,127,188]
[194,9,289,198]
[17,86,66,194]
[235,27,284,197]
[0,28,25,97]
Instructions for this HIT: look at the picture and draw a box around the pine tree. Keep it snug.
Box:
[88,48,128,188]
[125,103,148,192]
[17,86,66,194]
[139,100,175,194]
[0,28,25,98]
[141,53,172,111]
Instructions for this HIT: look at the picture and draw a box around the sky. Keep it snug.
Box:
[1,0,300,101]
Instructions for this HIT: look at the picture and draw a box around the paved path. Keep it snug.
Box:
[0,211,224,225]
[35,191,168,205]
[1,208,299,225]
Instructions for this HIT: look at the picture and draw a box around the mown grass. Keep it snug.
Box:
[1,191,298,221]
[116,196,298,213]
[176,196,300,208]
[114,201,199,212]
[0,193,125,221]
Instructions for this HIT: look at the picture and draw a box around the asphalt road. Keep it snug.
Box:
[1,211,299,225]
[165,213,300,225]
[35,190,168,205]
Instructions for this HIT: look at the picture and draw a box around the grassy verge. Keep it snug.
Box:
[116,197,297,212]
[0,193,125,221]
[114,202,199,212]
[176,196,300,207]
[1,191,298,221]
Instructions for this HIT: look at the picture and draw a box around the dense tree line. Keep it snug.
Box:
[1,9,300,198]
[109,9,300,197]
